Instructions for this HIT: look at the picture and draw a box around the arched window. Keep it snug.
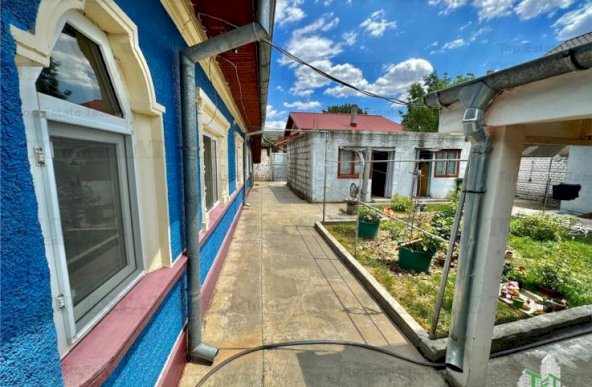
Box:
[30,12,142,352]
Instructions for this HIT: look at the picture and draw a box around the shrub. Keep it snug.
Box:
[405,226,445,254]
[358,206,381,224]
[431,209,457,239]
[382,221,406,240]
[510,214,573,242]
[391,195,412,212]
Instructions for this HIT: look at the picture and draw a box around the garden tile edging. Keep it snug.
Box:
[315,221,592,362]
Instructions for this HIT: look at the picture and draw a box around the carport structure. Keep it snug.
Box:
[424,38,592,386]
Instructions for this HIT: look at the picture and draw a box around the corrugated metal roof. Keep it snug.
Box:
[521,145,569,158]
[288,112,403,132]
[546,32,592,55]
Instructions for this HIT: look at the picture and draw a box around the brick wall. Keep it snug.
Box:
[287,135,313,201]
[516,156,567,200]
[254,149,272,182]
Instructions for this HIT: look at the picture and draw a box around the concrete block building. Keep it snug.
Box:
[283,112,470,202]
[1,0,272,385]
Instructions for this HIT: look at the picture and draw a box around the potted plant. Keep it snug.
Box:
[537,265,563,298]
[398,228,444,273]
[357,206,381,239]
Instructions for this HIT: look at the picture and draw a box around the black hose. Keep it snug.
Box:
[195,339,446,386]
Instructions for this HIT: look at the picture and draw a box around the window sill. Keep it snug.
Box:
[199,184,243,245]
[61,256,188,387]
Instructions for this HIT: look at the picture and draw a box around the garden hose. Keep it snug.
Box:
[195,339,446,386]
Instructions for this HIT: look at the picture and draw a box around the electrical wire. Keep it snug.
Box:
[196,12,435,109]
[196,339,446,386]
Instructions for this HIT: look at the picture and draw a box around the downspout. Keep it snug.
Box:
[445,82,497,371]
[180,0,275,363]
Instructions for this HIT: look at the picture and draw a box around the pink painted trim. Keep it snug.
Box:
[61,256,188,387]
[200,204,244,316]
[199,184,244,245]
[155,330,187,387]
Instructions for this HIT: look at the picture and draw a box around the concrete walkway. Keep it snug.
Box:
[180,182,446,386]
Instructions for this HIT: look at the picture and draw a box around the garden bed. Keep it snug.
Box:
[316,215,592,361]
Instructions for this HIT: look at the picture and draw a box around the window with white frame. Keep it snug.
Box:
[235,133,244,186]
[203,134,219,210]
[197,88,230,229]
[25,13,143,351]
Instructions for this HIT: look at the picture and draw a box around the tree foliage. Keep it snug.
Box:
[400,71,475,132]
[323,103,368,114]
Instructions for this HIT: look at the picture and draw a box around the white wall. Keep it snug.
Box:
[560,146,592,214]
[289,131,470,202]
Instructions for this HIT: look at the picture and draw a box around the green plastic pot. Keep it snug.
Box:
[358,220,380,239]
[398,246,434,273]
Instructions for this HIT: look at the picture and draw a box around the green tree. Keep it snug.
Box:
[400,71,475,132]
[323,104,368,114]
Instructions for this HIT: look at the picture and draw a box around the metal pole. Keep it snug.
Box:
[429,165,469,338]
[354,202,360,259]
[322,132,328,223]
[361,146,372,202]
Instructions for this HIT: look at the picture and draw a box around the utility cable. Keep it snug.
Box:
[196,339,446,386]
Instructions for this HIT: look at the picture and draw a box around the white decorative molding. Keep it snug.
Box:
[161,0,248,133]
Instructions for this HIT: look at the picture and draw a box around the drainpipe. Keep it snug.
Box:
[180,0,275,364]
[445,82,497,372]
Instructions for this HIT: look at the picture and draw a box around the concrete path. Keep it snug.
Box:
[180,183,447,386]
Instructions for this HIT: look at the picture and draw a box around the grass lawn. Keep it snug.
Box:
[507,234,592,306]
[325,222,525,338]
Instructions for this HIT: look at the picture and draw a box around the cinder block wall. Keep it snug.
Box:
[516,157,567,200]
[287,134,313,201]
[561,146,592,214]
[254,149,272,182]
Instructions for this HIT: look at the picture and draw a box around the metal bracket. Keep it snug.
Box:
[56,294,66,310]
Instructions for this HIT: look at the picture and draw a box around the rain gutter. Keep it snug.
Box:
[179,0,276,363]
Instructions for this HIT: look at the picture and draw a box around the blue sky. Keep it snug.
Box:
[264,0,592,129]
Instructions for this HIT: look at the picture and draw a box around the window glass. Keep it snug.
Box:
[339,150,353,175]
[36,24,122,117]
[203,136,218,210]
[447,151,459,175]
[52,136,132,317]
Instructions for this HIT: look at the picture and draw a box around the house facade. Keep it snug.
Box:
[1,0,270,385]
[284,112,470,202]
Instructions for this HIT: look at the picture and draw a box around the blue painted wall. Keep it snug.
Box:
[0,1,64,385]
[104,278,186,387]
[1,0,247,383]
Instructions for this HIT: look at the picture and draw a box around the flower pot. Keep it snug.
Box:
[398,246,434,273]
[512,296,526,308]
[358,220,380,239]
[539,286,561,299]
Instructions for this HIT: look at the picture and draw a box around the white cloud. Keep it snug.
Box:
[265,120,287,129]
[360,10,397,37]
[283,100,321,110]
[442,38,466,49]
[516,0,574,20]
[275,0,305,26]
[459,21,472,31]
[553,2,592,40]
[368,58,434,96]
[276,85,284,92]
[289,59,333,96]
[469,26,491,41]
[323,63,370,97]
[342,31,357,46]
[266,105,286,120]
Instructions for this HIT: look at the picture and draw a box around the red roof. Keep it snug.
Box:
[287,112,403,132]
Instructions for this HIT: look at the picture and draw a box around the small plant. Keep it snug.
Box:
[431,208,457,239]
[536,264,564,291]
[358,206,381,224]
[406,227,445,254]
[390,195,413,212]
[510,214,573,242]
[381,221,406,240]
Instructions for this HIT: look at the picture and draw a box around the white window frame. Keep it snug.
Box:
[196,88,230,230]
[235,133,244,186]
[20,11,144,355]
[202,133,220,211]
